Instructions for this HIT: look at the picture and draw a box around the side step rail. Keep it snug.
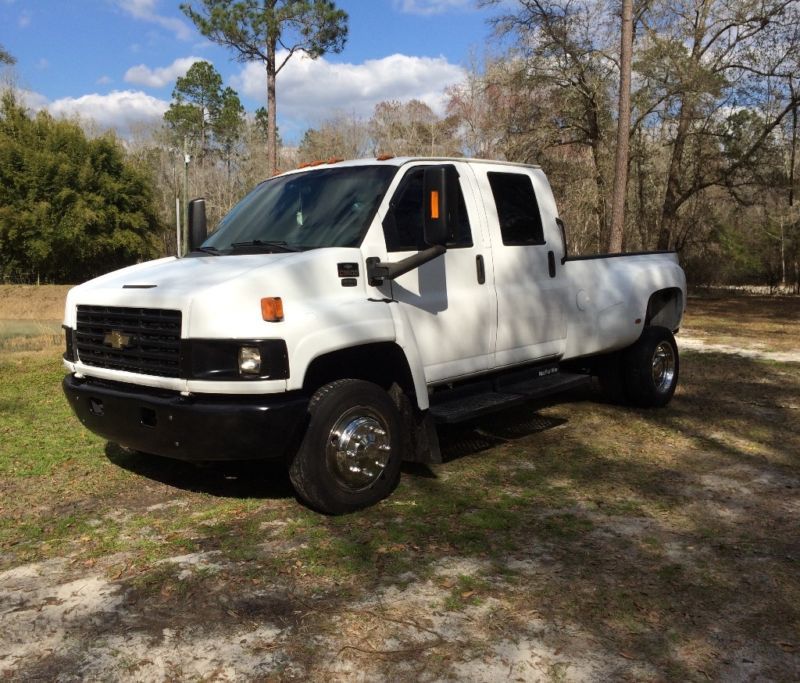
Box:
[429,366,590,424]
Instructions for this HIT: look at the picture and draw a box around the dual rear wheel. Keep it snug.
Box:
[597,325,680,408]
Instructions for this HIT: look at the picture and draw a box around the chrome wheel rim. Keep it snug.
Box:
[651,341,676,392]
[326,407,391,492]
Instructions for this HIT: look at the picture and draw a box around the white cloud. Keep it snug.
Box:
[124,56,204,88]
[16,89,49,111]
[97,75,113,85]
[233,52,466,122]
[115,0,192,41]
[13,88,168,136]
[393,0,473,15]
[48,90,169,133]
[36,58,49,70]
[17,10,30,27]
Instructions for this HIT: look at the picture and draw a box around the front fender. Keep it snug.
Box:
[387,301,429,410]
[286,300,395,385]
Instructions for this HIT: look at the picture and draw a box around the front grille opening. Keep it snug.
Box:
[140,407,157,427]
[89,398,104,416]
[75,305,182,378]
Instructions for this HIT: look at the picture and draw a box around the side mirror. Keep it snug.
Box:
[187,198,207,253]
[422,166,459,247]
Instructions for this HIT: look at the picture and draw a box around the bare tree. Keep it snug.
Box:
[445,59,509,158]
[485,0,618,248]
[639,0,800,249]
[298,111,370,162]
[369,100,459,157]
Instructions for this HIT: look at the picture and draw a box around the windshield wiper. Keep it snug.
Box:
[191,246,220,256]
[229,240,302,253]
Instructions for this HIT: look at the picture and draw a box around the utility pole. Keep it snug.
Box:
[182,136,190,257]
[175,196,182,257]
[607,0,634,253]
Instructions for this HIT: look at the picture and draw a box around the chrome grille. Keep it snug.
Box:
[75,305,182,377]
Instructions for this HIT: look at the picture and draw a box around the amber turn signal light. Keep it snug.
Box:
[430,190,440,219]
[261,297,284,322]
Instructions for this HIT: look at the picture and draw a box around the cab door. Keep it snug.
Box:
[379,162,495,384]
[472,166,567,367]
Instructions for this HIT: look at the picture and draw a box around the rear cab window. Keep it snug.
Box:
[487,172,545,246]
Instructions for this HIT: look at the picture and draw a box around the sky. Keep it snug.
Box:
[0,0,503,142]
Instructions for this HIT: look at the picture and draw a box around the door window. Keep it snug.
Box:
[487,172,545,246]
[383,167,473,252]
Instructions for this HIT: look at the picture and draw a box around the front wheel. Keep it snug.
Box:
[289,379,404,514]
[622,326,679,408]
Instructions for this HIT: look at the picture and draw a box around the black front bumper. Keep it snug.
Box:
[63,374,309,462]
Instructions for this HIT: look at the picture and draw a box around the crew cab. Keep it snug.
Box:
[62,157,686,514]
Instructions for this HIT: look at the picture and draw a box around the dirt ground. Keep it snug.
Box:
[0,293,799,681]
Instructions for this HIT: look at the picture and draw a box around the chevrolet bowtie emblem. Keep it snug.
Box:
[104,330,131,350]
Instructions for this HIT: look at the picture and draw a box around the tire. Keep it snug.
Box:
[289,379,404,514]
[622,326,679,408]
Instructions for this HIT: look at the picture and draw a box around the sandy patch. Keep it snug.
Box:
[678,336,800,363]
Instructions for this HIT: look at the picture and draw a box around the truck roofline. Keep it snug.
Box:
[272,156,542,179]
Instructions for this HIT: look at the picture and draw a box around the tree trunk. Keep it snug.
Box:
[583,95,608,252]
[780,219,786,286]
[266,40,278,174]
[657,99,694,250]
[635,130,648,248]
[789,81,797,210]
[607,0,633,253]
[790,82,798,292]
[590,137,608,252]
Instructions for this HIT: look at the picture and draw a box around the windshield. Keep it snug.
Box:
[202,165,397,253]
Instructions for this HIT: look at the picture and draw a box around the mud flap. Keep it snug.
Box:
[389,384,442,464]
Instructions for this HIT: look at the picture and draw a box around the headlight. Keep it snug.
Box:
[186,340,288,380]
[238,346,262,375]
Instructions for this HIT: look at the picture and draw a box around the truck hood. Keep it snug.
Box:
[63,248,368,337]
[72,253,297,295]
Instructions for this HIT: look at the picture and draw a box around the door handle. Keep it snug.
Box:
[476,254,486,284]
[547,250,556,278]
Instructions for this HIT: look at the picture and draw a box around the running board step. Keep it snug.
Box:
[429,372,590,424]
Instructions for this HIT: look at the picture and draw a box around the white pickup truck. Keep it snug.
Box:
[62,157,685,513]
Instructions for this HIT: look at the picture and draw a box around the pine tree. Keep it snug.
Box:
[214,87,246,176]
[164,60,223,159]
[181,0,348,174]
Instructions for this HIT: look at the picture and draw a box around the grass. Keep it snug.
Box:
[0,283,69,353]
[0,284,70,320]
[0,320,63,354]
[442,574,491,610]
[0,291,799,680]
